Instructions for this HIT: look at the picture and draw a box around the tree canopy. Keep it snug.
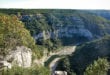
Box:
[0,13,35,56]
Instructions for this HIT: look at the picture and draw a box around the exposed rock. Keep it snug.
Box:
[20,12,110,45]
[54,71,67,75]
[0,61,12,69]
[34,27,93,41]
[0,46,32,69]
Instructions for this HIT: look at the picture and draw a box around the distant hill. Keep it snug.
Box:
[0,9,110,49]
[1,9,110,75]
[86,10,110,20]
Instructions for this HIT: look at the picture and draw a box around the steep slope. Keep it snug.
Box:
[20,11,110,46]
[0,9,110,75]
[0,13,40,68]
[86,10,110,20]
[60,35,110,75]
[0,9,110,47]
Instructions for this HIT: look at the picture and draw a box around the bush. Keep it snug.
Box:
[0,13,35,56]
[44,55,60,67]
[1,66,50,75]
[84,58,110,75]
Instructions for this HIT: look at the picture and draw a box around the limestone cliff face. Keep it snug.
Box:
[32,15,93,41]
[20,12,110,45]
[0,46,32,69]
[34,27,93,41]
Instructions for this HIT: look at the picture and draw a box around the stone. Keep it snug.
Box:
[4,46,32,68]
[0,61,12,69]
[54,71,67,75]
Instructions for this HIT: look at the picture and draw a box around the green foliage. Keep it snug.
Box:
[59,35,110,75]
[1,66,50,75]
[1,9,110,48]
[0,9,76,15]
[71,72,76,75]
[42,39,62,51]
[56,57,77,75]
[79,13,110,36]
[63,57,71,73]
[44,55,60,67]
[84,58,110,75]
[1,9,110,74]
[32,45,44,59]
[22,10,110,47]
[43,39,53,50]
[20,13,62,51]
[0,13,42,58]
[22,15,50,35]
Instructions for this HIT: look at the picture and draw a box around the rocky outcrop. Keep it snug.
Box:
[54,71,67,75]
[34,27,93,41]
[0,46,32,69]
[19,11,110,45]
[0,61,12,69]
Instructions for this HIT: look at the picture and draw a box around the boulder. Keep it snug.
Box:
[0,46,32,69]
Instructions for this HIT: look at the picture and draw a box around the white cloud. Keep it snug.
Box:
[0,0,110,9]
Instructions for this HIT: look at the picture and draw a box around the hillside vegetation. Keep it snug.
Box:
[0,9,110,75]
[58,35,110,75]
[0,13,34,55]
[0,13,50,75]
[1,9,110,47]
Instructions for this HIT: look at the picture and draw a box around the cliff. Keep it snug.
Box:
[0,46,32,69]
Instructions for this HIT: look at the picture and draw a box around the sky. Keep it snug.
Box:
[0,0,110,9]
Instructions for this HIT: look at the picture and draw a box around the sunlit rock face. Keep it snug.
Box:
[21,13,110,45]
[34,26,94,44]
[0,61,12,69]
[34,27,93,41]
[33,16,93,41]
[5,46,32,67]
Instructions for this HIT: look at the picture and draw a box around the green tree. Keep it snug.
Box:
[0,13,35,56]
[84,58,110,75]
[2,66,50,75]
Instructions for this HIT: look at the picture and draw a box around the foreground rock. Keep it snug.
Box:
[0,46,32,69]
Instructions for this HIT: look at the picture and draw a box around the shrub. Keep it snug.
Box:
[84,58,110,75]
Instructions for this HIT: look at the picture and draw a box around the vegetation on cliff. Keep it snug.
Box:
[0,9,110,75]
[58,35,110,75]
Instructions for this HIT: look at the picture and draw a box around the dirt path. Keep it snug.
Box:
[49,46,76,75]
[45,46,76,62]
[49,58,61,72]
[56,46,76,55]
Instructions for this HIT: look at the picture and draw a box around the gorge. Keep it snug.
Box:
[0,9,110,75]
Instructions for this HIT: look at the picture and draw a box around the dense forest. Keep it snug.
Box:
[0,9,110,75]
[0,12,50,75]
[56,35,110,75]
